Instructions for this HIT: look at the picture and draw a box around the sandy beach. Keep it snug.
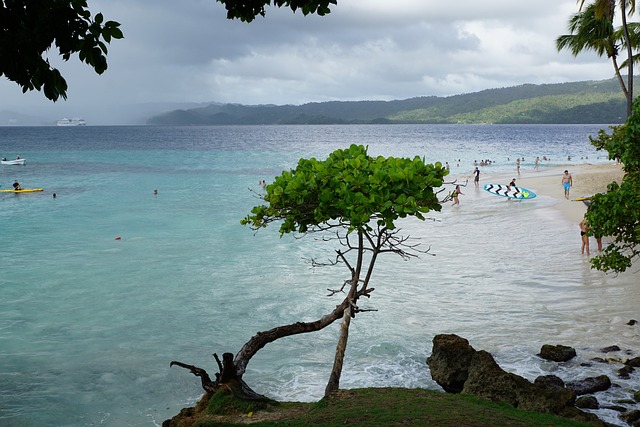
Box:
[487,162,625,225]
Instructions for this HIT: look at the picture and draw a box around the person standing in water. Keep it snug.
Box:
[473,167,480,188]
[452,185,463,205]
[562,170,573,199]
[579,218,590,255]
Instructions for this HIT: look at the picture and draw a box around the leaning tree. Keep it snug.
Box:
[170,144,448,404]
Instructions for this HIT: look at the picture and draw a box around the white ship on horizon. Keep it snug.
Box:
[57,117,86,126]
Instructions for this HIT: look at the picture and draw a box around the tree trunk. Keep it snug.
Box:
[620,1,634,117]
[170,353,269,401]
[324,231,364,396]
[324,302,353,395]
[233,284,373,377]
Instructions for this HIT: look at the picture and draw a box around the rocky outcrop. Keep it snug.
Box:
[576,395,599,409]
[626,357,640,368]
[427,334,606,426]
[425,334,476,393]
[462,350,577,415]
[620,409,640,425]
[538,344,577,362]
[565,375,612,395]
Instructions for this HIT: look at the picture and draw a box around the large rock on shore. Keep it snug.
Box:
[427,334,606,426]
[462,350,577,414]
[566,375,612,395]
[538,344,577,362]
[425,334,476,393]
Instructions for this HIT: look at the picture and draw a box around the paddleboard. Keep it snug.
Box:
[483,184,536,200]
[0,188,44,193]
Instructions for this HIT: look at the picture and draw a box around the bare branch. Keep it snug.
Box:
[326,279,352,296]
[169,360,217,393]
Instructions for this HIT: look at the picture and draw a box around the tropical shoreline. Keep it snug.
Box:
[515,162,624,225]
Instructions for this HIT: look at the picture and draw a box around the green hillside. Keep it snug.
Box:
[147,78,631,125]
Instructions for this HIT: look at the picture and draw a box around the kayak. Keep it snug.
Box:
[0,188,44,193]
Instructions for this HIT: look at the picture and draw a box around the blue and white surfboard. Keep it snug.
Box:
[483,183,537,200]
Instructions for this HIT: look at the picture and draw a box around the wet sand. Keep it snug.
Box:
[516,163,625,224]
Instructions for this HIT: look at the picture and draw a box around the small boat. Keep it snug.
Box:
[1,158,26,165]
[0,188,44,193]
[57,117,86,126]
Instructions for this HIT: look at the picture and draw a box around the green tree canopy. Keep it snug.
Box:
[242,144,447,235]
[557,1,640,117]
[586,97,640,272]
[0,0,123,101]
[218,0,336,22]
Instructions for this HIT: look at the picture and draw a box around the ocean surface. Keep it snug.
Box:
[0,124,638,426]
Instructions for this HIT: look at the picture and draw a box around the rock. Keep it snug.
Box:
[426,334,476,393]
[462,350,576,414]
[618,365,634,379]
[538,344,576,362]
[600,345,621,353]
[591,357,608,364]
[627,319,637,325]
[427,334,606,426]
[626,356,640,367]
[576,395,599,409]
[566,375,612,395]
[620,409,640,424]
[534,375,565,389]
[634,390,640,402]
[601,404,628,412]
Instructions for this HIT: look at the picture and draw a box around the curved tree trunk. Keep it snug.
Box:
[233,284,373,377]
[171,282,375,398]
[611,55,629,102]
[620,1,634,117]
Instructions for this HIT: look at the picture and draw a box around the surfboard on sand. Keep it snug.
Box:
[483,183,537,200]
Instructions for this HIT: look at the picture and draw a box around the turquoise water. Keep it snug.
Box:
[1,125,638,426]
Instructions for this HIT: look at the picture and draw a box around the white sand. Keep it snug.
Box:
[514,163,625,224]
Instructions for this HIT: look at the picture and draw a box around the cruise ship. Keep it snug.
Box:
[57,117,86,126]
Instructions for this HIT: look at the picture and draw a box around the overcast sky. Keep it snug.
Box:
[0,0,619,124]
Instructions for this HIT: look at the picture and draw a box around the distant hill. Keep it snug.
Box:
[147,78,632,125]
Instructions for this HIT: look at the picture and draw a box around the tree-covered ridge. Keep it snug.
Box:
[147,78,635,125]
[394,92,626,124]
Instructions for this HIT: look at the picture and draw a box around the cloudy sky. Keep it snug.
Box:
[0,0,618,124]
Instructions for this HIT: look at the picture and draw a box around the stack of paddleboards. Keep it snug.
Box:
[483,183,536,200]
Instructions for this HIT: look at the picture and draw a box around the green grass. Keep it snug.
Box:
[176,388,598,427]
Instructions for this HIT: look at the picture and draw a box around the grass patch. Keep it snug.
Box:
[170,387,598,427]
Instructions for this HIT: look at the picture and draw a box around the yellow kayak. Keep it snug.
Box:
[0,188,44,193]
